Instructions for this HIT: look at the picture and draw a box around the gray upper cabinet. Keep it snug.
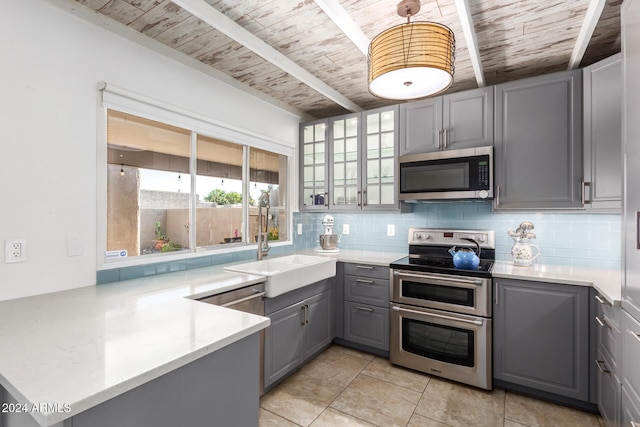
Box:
[494,70,583,210]
[583,53,622,212]
[399,86,494,155]
[399,97,441,154]
[493,278,590,401]
[300,106,399,212]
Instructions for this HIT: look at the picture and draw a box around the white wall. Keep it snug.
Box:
[0,0,301,301]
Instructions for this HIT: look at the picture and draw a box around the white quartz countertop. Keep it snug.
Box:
[0,249,622,426]
[492,261,621,305]
[297,248,406,266]
[0,266,270,427]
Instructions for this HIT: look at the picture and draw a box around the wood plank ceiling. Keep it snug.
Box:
[74,0,622,119]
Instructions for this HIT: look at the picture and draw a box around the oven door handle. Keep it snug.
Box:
[392,305,484,326]
[394,271,485,286]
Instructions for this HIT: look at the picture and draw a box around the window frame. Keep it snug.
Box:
[97,83,294,270]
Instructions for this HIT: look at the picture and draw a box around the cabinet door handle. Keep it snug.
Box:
[595,316,610,328]
[582,181,592,205]
[301,304,309,325]
[495,185,500,206]
[595,294,610,305]
[438,129,443,149]
[220,291,265,307]
[363,189,367,206]
[324,192,329,207]
[356,278,375,284]
[495,282,499,305]
[357,190,362,207]
[356,265,374,270]
[629,329,640,344]
[355,306,374,312]
[595,359,611,374]
[443,128,448,149]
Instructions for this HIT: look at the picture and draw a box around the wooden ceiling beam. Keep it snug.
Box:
[171,0,363,113]
[567,0,606,69]
[313,0,370,57]
[454,0,485,87]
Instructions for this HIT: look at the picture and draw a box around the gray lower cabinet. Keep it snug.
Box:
[493,278,590,401]
[343,301,389,350]
[399,86,494,155]
[342,263,390,353]
[2,333,261,427]
[583,53,622,211]
[622,309,640,426]
[622,386,640,427]
[264,281,333,389]
[494,70,583,210]
[593,290,622,427]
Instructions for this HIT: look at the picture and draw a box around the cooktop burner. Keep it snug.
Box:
[390,228,497,278]
[390,255,494,278]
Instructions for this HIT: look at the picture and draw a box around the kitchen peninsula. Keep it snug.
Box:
[1,249,625,426]
[0,269,269,427]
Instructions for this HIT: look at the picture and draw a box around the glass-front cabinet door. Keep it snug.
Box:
[330,113,360,210]
[362,106,398,210]
[300,106,399,212]
[300,120,328,210]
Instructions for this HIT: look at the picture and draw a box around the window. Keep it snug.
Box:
[105,109,289,261]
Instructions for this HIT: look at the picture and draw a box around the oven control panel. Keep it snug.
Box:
[408,228,496,249]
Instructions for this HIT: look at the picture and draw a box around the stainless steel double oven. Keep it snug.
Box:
[389,228,495,390]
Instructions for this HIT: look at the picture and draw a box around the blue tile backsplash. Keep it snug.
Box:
[294,201,621,270]
[98,201,621,284]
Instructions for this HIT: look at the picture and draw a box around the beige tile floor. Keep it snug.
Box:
[259,345,604,427]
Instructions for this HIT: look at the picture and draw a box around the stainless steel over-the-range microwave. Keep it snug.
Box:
[398,146,493,201]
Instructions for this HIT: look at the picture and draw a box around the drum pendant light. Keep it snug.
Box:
[368,0,455,100]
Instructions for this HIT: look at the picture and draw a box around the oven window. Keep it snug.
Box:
[402,280,474,307]
[402,318,475,367]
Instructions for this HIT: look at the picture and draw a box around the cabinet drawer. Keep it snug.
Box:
[344,301,389,351]
[595,292,621,329]
[623,310,640,402]
[621,384,640,427]
[596,310,621,373]
[344,275,389,307]
[343,263,390,280]
[596,348,621,427]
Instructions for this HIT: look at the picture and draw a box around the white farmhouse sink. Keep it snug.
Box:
[224,255,337,297]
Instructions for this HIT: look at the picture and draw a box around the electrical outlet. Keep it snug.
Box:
[6,239,27,263]
[387,224,395,236]
[343,224,350,235]
[297,223,303,235]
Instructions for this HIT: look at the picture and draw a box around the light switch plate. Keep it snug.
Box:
[297,223,303,235]
[343,224,350,235]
